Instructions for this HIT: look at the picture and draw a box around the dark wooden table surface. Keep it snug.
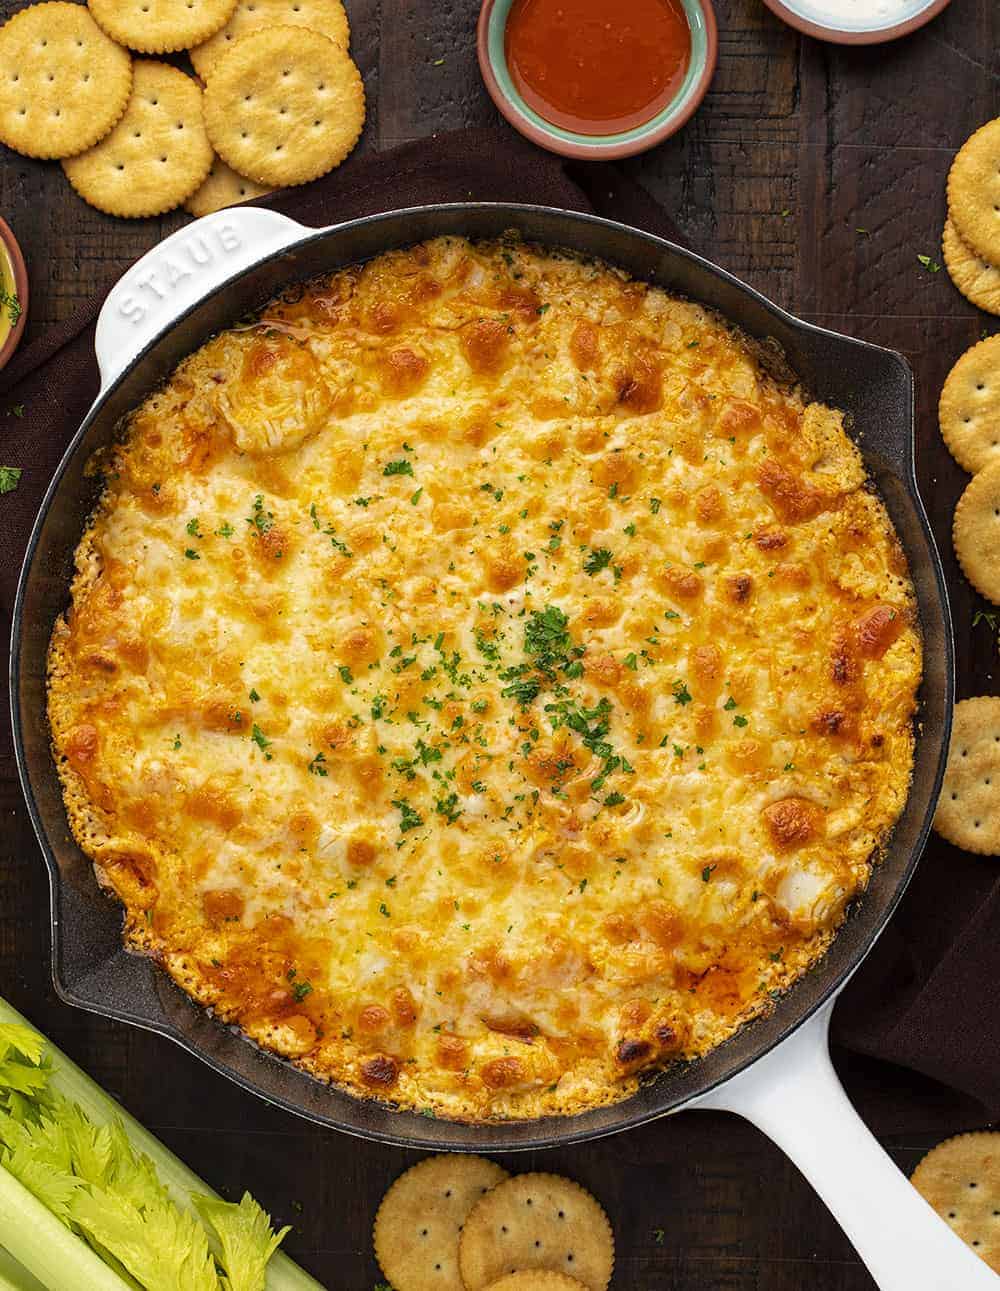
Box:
[1,1,998,1288]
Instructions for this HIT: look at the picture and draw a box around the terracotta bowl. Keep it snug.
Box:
[477,0,718,161]
[0,216,28,372]
[761,0,951,45]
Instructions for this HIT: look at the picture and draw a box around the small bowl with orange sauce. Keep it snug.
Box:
[477,0,718,160]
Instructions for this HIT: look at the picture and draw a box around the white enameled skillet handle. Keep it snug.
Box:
[694,1001,998,1290]
[94,207,310,393]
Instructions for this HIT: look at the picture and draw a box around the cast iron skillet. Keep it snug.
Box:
[11,205,983,1290]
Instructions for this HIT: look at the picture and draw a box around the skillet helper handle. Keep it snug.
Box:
[94,207,309,393]
[695,1001,998,1291]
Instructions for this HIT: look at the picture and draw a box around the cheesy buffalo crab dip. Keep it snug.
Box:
[48,236,921,1120]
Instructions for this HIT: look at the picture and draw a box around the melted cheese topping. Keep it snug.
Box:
[47,237,921,1119]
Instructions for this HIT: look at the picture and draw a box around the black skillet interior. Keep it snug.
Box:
[11,204,953,1150]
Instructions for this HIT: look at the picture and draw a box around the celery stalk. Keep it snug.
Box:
[0,1157,130,1291]
[0,1000,325,1291]
[0,1247,48,1291]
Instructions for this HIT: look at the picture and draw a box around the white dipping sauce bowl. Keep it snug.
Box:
[762,0,950,44]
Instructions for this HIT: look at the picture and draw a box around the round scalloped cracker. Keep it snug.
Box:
[947,118,1000,267]
[374,1155,509,1291]
[911,1132,1000,1273]
[459,1174,614,1291]
[185,155,273,216]
[485,1276,591,1291]
[939,335,1000,474]
[0,2,132,159]
[953,459,1000,606]
[63,62,212,218]
[933,698,1000,855]
[943,218,1000,317]
[88,0,237,54]
[190,0,349,80]
[203,26,364,187]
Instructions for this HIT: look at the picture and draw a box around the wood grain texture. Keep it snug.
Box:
[0,0,997,1287]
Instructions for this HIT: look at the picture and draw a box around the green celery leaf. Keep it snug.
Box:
[194,1192,291,1291]
[5,1160,80,1224]
[61,1103,116,1190]
[0,1061,48,1101]
[0,1027,45,1068]
[0,1111,81,1221]
[72,1189,221,1291]
[101,1122,171,1212]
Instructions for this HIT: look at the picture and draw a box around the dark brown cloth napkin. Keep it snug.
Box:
[2,126,996,1127]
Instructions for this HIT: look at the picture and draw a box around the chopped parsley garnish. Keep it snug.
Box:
[251,723,272,760]
[583,546,613,576]
[435,791,462,824]
[545,694,631,791]
[474,628,502,661]
[649,497,661,515]
[701,864,717,882]
[291,979,313,1002]
[246,493,274,535]
[249,688,260,702]
[215,521,234,538]
[185,517,202,538]
[624,652,638,671]
[308,751,328,776]
[604,791,626,807]
[338,665,354,684]
[523,604,584,679]
[732,714,749,728]
[0,466,22,494]
[183,548,200,560]
[383,458,414,477]
[392,798,424,832]
[672,680,692,705]
[724,696,737,710]
[378,902,391,918]
[917,254,941,273]
[500,674,541,706]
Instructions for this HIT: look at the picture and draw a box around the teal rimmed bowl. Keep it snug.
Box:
[476,0,718,160]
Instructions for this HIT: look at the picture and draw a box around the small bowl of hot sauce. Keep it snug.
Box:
[477,0,718,160]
